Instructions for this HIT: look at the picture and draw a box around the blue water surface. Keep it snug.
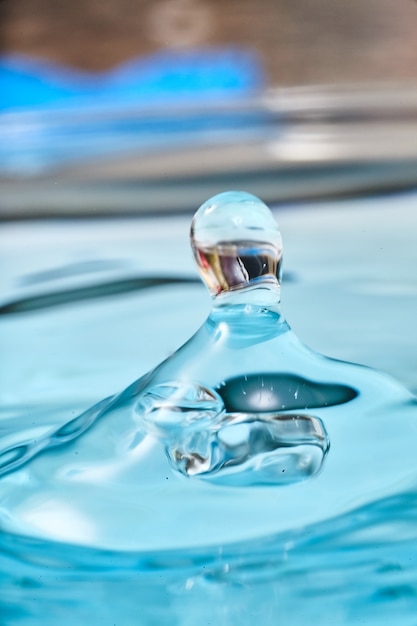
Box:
[1,193,417,625]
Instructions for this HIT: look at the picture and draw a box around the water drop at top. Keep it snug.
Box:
[190,191,283,299]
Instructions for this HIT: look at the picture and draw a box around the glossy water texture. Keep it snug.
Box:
[1,192,417,625]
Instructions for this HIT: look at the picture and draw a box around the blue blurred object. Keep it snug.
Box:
[0,48,267,177]
[2,52,417,216]
[0,48,264,111]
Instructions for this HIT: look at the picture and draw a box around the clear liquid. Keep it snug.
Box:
[2,204,417,625]
[1,306,417,624]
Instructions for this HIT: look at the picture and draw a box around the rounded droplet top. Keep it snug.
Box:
[190,191,283,297]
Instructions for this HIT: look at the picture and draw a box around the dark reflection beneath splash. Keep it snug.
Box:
[216,373,358,413]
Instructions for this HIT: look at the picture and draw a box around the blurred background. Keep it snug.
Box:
[2,0,417,83]
[1,0,417,216]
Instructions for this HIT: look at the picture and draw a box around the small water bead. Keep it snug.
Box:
[134,382,225,438]
[190,191,283,298]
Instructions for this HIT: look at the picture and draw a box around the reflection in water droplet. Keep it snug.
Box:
[193,240,282,296]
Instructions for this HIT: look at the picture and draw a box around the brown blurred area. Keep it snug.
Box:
[1,0,417,85]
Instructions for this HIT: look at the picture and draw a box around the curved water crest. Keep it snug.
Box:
[1,192,417,624]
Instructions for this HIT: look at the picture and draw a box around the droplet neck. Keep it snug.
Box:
[208,297,288,346]
[211,281,282,311]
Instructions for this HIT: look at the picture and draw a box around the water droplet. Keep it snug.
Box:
[190,191,283,301]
